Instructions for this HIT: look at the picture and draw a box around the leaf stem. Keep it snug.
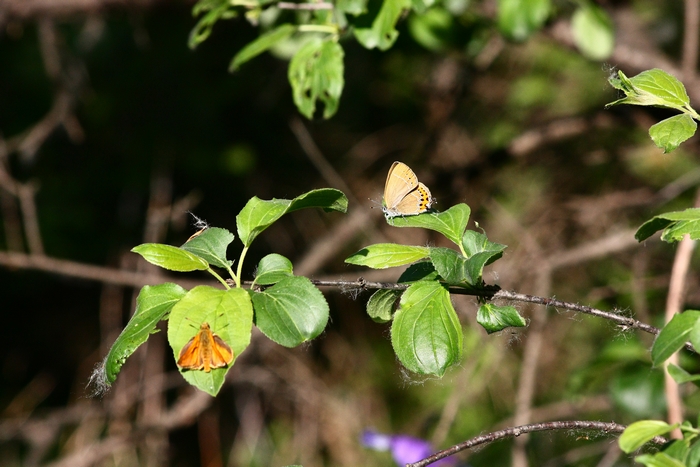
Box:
[208,268,230,289]
[298,24,338,34]
[235,246,249,288]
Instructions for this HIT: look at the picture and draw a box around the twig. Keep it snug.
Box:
[491,290,670,343]
[277,2,333,9]
[406,421,667,467]
[0,250,686,352]
[16,181,44,255]
[0,251,209,289]
[682,0,699,80]
[662,189,700,438]
[0,0,165,20]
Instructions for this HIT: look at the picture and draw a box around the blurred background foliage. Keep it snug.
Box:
[1,0,700,466]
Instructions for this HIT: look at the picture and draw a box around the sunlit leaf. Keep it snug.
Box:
[391,281,462,376]
[345,243,430,269]
[476,303,527,333]
[387,204,471,246]
[651,310,700,366]
[132,243,209,272]
[649,114,697,153]
[618,420,673,453]
[354,0,411,50]
[104,283,187,385]
[571,4,614,61]
[253,253,294,286]
[230,24,296,71]
[167,286,254,396]
[289,39,345,119]
[250,276,329,347]
[237,189,348,247]
[180,227,234,269]
[497,0,551,41]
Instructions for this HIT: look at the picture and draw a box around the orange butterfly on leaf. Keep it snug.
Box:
[176,322,234,372]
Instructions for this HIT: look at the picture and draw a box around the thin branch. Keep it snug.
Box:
[682,0,700,80]
[407,421,667,467]
[16,181,44,255]
[492,290,669,342]
[0,0,165,20]
[0,251,210,289]
[277,2,333,9]
[0,251,685,352]
[662,189,700,438]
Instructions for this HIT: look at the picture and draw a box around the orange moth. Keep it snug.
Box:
[176,322,234,372]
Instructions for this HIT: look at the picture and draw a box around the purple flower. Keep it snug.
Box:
[362,430,457,466]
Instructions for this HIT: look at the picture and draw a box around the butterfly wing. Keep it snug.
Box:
[209,334,234,369]
[383,162,419,211]
[390,182,434,216]
[177,332,205,371]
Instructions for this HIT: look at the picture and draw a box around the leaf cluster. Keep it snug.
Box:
[346,203,525,376]
[101,188,347,395]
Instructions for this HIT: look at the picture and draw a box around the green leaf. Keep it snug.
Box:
[634,453,686,467]
[476,303,527,334]
[253,253,294,286]
[649,114,697,153]
[497,0,551,42]
[619,420,673,453]
[229,24,296,71]
[345,243,430,269]
[132,243,209,272]
[104,283,187,385]
[430,247,470,284]
[287,188,349,213]
[571,4,614,61]
[386,204,471,246]
[408,7,453,51]
[410,0,435,14]
[180,227,234,269]
[635,208,700,242]
[651,310,700,366]
[398,261,440,282]
[289,39,345,119]
[366,289,401,323]
[667,363,700,385]
[391,281,463,376]
[236,189,348,247]
[663,439,690,462]
[662,218,700,243]
[189,0,238,49]
[354,0,411,50]
[337,0,368,15]
[691,318,700,354]
[688,440,700,467]
[461,230,507,282]
[250,276,329,347]
[606,69,691,110]
[168,286,254,396]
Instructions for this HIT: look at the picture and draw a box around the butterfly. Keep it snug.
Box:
[382,161,434,218]
[176,322,234,372]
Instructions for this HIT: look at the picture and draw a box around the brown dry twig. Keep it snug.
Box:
[407,421,667,467]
